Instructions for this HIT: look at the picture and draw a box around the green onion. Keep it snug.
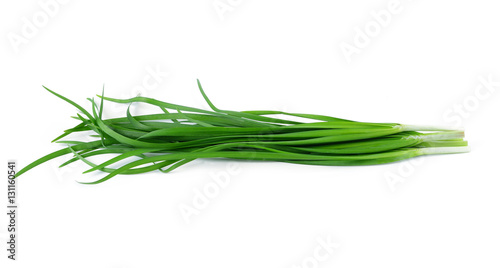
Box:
[16,80,470,184]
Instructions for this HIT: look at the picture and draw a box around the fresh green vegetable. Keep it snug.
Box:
[16,80,469,184]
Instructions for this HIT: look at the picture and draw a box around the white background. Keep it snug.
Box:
[1,0,499,267]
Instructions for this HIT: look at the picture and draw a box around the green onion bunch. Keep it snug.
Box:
[17,80,470,184]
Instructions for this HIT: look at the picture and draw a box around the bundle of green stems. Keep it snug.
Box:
[17,80,469,184]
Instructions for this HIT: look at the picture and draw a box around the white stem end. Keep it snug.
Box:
[401,124,465,132]
[420,146,471,155]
